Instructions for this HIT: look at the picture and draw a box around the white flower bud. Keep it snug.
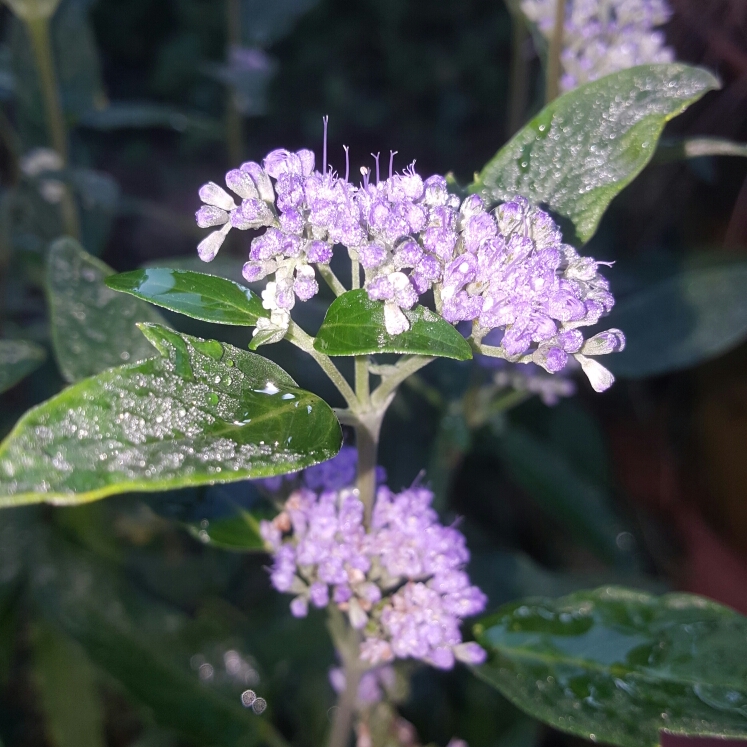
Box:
[383,302,410,336]
[574,354,615,392]
[197,223,231,262]
[199,182,236,211]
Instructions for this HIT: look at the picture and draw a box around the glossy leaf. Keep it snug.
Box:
[0,339,46,393]
[474,586,747,746]
[186,508,271,552]
[46,238,167,383]
[494,427,625,563]
[105,268,268,327]
[0,324,341,507]
[314,290,472,360]
[473,64,719,244]
[605,261,747,378]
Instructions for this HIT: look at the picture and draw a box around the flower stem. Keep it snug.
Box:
[326,606,363,747]
[371,355,435,409]
[24,15,79,238]
[545,0,566,104]
[355,415,379,525]
[286,322,358,408]
[318,264,347,297]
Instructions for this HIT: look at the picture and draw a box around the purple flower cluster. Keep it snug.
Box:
[438,196,625,391]
[520,0,674,91]
[260,483,487,671]
[196,143,624,387]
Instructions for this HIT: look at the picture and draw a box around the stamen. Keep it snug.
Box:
[371,152,380,184]
[322,115,329,174]
[389,150,398,179]
[343,145,350,182]
[360,166,369,189]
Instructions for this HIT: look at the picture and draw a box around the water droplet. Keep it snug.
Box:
[206,393,219,406]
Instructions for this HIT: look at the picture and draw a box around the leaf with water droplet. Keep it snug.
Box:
[46,238,167,383]
[0,324,341,506]
[473,64,720,244]
[0,339,46,393]
[474,586,747,747]
[603,260,747,378]
[314,290,472,360]
[105,268,268,326]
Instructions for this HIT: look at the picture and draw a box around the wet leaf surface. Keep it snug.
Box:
[474,64,719,243]
[0,339,46,393]
[314,290,472,360]
[47,238,167,383]
[474,586,747,747]
[106,268,268,326]
[0,325,341,506]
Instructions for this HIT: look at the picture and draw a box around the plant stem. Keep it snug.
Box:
[355,414,379,525]
[326,606,363,747]
[24,15,79,237]
[371,355,435,409]
[225,0,243,164]
[506,4,530,137]
[545,0,566,104]
[286,322,358,408]
[318,264,347,296]
[350,258,360,290]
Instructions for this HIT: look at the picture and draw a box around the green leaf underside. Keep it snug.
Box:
[186,508,271,551]
[473,64,719,244]
[605,262,747,378]
[105,268,268,326]
[314,290,472,360]
[47,239,167,383]
[474,586,747,747]
[0,340,46,393]
[0,324,341,507]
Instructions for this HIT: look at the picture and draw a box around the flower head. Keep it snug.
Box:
[260,482,487,671]
[436,196,624,391]
[520,0,674,91]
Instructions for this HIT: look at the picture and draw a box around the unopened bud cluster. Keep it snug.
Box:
[520,0,674,91]
[196,145,624,389]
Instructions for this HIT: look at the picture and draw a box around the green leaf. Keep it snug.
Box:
[473,586,747,747]
[0,324,341,507]
[0,339,46,393]
[314,290,472,360]
[31,622,105,747]
[186,507,271,552]
[46,238,167,383]
[105,268,268,327]
[605,261,747,378]
[494,427,624,563]
[473,64,719,244]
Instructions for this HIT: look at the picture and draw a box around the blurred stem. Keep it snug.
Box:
[506,5,529,137]
[350,257,360,290]
[24,15,79,237]
[326,606,363,747]
[545,0,566,104]
[225,0,243,163]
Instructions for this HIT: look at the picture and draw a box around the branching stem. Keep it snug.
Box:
[371,355,435,409]
[318,264,347,297]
